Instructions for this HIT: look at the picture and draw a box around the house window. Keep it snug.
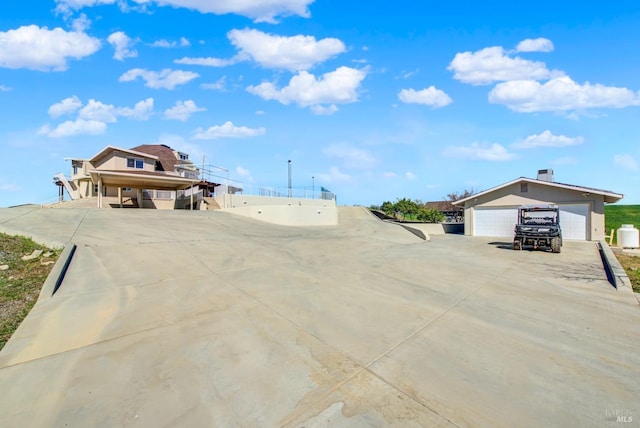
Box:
[72,165,78,175]
[127,158,144,169]
[178,152,188,161]
[122,187,132,192]
[520,183,528,193]
[94,184,98,194]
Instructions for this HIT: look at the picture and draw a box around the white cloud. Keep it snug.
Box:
[613,154,639,171]
[163,100,206,121]
[43,97,153,137]
[398,86,452,108]
[0,25,100,71]
[193,121,266,140]
[151,37,190,48]
[78,99,119,122]
[397,69,418,79]
[201,77,227,91]
[119,68,199,89]
[512,130,584,149]
[0,85,10,92]
[405,172,416,180]
[316,166,350,184]
[227,28,345,71]
[489,76,640,112]
[71,14,92,32]
[310,104,338,115]
[448,46,557,85]
[323,143,377,169]
[107,31,138,61]
[443,142,516,161]
[74,98,154,121]
[54,0,116,15]
[118,98,154,120]
[174,56,239,67]
[247,66,367,112]
[48,96,83,117]
[516,38,554,53]
[43,119,107,138]
[129,0,314,23]
[236,166,253,182]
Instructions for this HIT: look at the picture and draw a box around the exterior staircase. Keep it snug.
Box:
[53,173,79,200]
[203,197,221,210]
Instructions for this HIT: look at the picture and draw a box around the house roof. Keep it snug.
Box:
[130,144,184,173]
[452,177,624,205]
[90,145,158,164]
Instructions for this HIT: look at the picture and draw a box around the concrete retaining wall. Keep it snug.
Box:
[214,194,338,226]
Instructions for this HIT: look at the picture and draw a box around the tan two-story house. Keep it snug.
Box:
[57,145,202,209]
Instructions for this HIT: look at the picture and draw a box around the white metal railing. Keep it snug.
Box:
[214,183,335,201]
[194,163,337,201]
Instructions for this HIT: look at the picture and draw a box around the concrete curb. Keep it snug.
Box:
[36,243,77,304]
[598,240,639,304]
[396,223,430,241]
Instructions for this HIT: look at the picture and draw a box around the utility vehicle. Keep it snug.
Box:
[513,205,562,253]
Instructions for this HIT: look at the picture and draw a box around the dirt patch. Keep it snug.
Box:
[0,233,60,350]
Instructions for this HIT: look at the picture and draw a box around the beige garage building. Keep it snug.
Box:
[452,170,623,241]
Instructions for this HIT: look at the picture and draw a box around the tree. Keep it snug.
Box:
[445,188,474,202]
[393,198,419,220]
[381,201,395,217]
[416,207,445,223]
[373,198,445,222]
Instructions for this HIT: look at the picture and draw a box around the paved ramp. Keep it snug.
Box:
[0,207,638,427]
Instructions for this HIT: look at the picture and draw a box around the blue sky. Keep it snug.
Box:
[1,0,639,207]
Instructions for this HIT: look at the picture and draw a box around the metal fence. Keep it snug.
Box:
[214,183,335,201]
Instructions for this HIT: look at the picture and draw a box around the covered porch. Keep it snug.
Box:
[89,170,197,209]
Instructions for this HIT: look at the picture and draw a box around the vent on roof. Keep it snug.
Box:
[537,169,554,182]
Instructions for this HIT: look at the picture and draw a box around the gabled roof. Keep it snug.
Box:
[452,177,624,205]
[90,145,158,164]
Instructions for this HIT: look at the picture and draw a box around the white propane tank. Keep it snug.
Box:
[617,224,640,248]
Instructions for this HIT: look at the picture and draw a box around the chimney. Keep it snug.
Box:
[537,169,554,182]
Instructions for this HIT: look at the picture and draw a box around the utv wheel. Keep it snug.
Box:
[513,241,521,251]
[551,237,561,253]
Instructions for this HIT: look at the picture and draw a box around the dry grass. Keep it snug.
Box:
[0,233,60,351]
[614,252,640,293]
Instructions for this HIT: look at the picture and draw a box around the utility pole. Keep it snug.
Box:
[312,176,315,199]
[288,160,292,198]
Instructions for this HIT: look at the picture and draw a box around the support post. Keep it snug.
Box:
[97,175,102,208]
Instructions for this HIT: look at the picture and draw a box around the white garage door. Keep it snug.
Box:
[474,207,518,237]
[558,204,588,240]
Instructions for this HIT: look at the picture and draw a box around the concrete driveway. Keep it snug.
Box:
[0,206,638,427]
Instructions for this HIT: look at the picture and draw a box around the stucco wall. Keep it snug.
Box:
[462,181,607,240]
[214,194,338,226]
[94,152,155,172]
